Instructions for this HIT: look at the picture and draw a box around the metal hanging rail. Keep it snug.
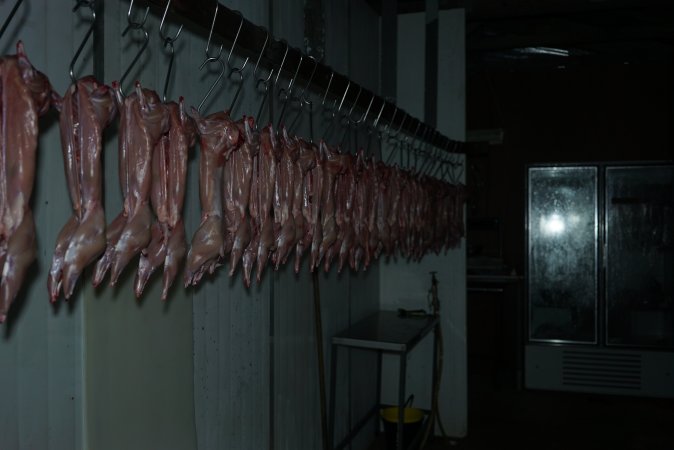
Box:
[139,0,462,153]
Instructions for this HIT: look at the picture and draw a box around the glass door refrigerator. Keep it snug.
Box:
[525,164,674,398]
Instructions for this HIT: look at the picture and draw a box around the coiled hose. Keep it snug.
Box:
[420,273,448,448]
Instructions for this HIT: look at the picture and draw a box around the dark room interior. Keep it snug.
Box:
[0,1,672,450]
[462,0,674,449]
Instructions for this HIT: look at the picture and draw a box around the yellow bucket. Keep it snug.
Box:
[380,406,424,424]
[380,406,424,449]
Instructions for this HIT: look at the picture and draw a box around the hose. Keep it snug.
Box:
[312,271,330,450]
[420,273,448,448]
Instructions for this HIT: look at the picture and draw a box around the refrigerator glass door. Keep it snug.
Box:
[605,166,674,348]
[528,167,598,343]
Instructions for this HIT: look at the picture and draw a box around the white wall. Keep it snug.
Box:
[0,1,464,449]
[84,2,204,449]
[379,9,467,439]
[271,2,382,449]
[438,10,466,142]
[0,1,87,448]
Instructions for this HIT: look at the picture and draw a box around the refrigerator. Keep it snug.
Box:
[525,164,674,398]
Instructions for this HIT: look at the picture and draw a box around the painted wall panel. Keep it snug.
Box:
[349,1,380,93]
[83,1,211,449]
[438,10,466,142]
[378,8,467,439]
[188,1,272,450]
[0,1,86,449]
[324,0,349,75]
[0,2,461,450]
[269,2,382,450]
[345,4,382,449]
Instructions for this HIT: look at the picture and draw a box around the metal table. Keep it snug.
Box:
[328,311,439,450]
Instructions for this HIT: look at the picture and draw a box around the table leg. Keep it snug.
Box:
[397,353,407,450]
[431,324,438,435]
[329,343,338,449]
[376,351,382,409]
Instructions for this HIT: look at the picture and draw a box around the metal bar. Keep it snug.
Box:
[334,404,380,450]
[0,0,23,41]
[139,0,462,153]
[312,272,330,450]
[269,272,275,450]
[430,322,439,440]
[397,354,407,450]
[328,343,338,450]
[376,350,382,410]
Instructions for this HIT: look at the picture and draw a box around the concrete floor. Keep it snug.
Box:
[369,287,674,450]
[369,373,674,450]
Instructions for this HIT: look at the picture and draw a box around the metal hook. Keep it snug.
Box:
[385,132,402,165]
[297,56,317,102]
[226,13,251,113]
[274,41,289,86]
[371,98,385,129]
[431,153,443,179]
[406,135,412,168]
[432,142,450,178]
[320,71,334,108]
[335,81,351,117]
[254,38,287,126]
[443,143,463,183]
[339,86,363,148]
[323,80,351,136]
[447,153,459,184]
[288,56,318,133]
[277,53,303,127]
[252,28,270,81]
[125,0,148,28]
[419,146,434,175]
[197,57,225,113]
[344,86,362,121]
[253,30,274,95]
[225,11,250,73]
[159,0,183,43]
[197,0,225,113]
[228,68,246,113]
[159,0,183,102]
[420,131,439,174]
[388,113,407,141]
[0,0,23,41]
[365,98,384,157]
[410,122,422,148]
[448,143,464,183]
[418,130,437,173]
[403,122,421,169]
[425,148,443,176]
[255,75,272,125]
[119,0,150,97]
[254,68,274,125]
[323,80,350,139]
[69,0,96,84]
[204,1,223,61]
[286,54,302,96]
[354,93,374,126]
[382,106,398,135]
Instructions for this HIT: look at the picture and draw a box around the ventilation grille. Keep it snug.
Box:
[562,350,642,391]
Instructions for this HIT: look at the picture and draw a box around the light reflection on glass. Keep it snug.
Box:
[540,213,566,236]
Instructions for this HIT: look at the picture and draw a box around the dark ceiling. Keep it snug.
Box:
[365,0,674,69]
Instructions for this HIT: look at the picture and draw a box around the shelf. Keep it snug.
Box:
[331,311,438,353]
